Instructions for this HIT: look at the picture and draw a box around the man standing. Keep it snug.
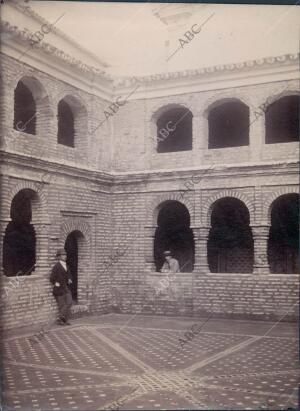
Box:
[50,248,73,325]
[160,250,180,273]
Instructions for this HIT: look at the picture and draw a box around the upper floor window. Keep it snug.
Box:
[14,81,36,135]
[156,106,192,153]
[57,99,75,147]
[265,95,299,144]
[208,100,249,149]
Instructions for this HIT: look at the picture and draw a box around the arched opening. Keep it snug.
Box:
[154,201,194,272]
[14,80,36,135]
[3,189,36,277]
[64,231,83,302]
[267,194,299,273]
[265,95,299,144]
[208,100,249,149]
[156,106,193,152]
[57,99,75,147]
[208,197,254,273]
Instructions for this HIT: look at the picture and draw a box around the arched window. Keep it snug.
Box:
[3,190,36,277]
[57,99,75,147]
[267,194,299,273]
[265,95,299,144]
[154,201,194,272]
[14,81,36,135]
[208,100,249,149]
[208,197,254,273]
[156,106,192,152]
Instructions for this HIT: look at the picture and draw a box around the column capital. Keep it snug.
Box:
[251,224,270,237]
[192,226,210,241]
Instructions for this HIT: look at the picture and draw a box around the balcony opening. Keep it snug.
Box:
[208,197,253,273]
[156,106,192,153]
[268,194,299,273]
[14,81,36,135]
[208,100,249,149]
[154,200,194,272]
[58,99,75,147]
[3,190,36,277]
[265,95,299,144]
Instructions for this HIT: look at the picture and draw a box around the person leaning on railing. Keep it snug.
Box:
[160,250,180,273]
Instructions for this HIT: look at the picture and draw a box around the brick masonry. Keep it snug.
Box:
[0,52,299,331]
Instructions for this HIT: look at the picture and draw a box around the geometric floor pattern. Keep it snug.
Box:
[2,314,299,410]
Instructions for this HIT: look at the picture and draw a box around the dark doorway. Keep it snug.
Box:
[208,197,254,273]
[65,232,79,301]
[154,201,194,272]
[268,194,299,273]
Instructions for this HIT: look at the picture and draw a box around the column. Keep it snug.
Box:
[144,226,157,272]
[251,225,270,274]
[193,227,210,272]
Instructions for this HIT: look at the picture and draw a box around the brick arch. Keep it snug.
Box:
[60,220,91,248]
[54,89,89,110]
[14,75,52,135]
[147,193,194,226]
[203,190,254,226]
[264,187,299,224]
[5,180,49,224]
[203,94,251,118]
[56,93,88,151]
[151,103,192,123]
[263,89,300,108]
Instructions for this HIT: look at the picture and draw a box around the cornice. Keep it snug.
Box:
[0,150,114,186]
[110,160,299,184]
[1,151,298,190]
[1,20,113,86]
[2,18,299,91]
[114,53,300,87]
[9,0,108,68]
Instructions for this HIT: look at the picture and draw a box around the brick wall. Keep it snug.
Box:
[1,53,299,331]
[112,79,299,172]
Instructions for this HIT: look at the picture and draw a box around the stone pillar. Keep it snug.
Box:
[144,226,157,272]
[193,226,210,272]
[251,225,270,274]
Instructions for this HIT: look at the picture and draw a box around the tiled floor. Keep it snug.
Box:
[2,314,299,410]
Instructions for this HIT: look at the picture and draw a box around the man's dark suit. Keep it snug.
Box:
[50,262,73,322]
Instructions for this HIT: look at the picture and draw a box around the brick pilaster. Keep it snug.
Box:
[144,226,156,271]
[193,226,210,273]
[251,225,270,274]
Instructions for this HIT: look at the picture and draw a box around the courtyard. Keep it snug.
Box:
[2,314,299,410]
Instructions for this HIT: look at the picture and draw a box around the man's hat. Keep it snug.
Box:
[163,250,171,256]
[56,248,66,257]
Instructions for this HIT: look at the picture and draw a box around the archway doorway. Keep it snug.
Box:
[208,197,254,273]
[64,231,81,302]
[268,194,299,273]
[154,201,194,272]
